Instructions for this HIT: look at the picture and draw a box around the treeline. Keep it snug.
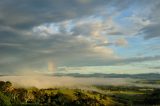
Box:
[95,85,153,92]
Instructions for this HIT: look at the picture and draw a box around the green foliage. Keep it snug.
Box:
[1,80,160,106]
[0,92,12,106]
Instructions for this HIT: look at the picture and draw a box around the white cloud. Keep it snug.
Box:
[32,23,61,37]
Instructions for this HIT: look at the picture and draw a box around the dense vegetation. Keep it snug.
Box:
[0,81,160,106]
[0,81,122,106]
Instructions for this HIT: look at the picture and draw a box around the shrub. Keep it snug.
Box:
[0,91,12,106]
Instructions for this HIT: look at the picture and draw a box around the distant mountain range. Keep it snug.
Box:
[0,73,160,80]
[54,73,160,80]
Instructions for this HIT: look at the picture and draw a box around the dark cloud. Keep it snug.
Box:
[141,24,160,39]
[139,1,160,39]
[119,55,160,65]
[149,66,160,69]
[0,0,143,30]
[0,0,112,30]
[74,55,160,68]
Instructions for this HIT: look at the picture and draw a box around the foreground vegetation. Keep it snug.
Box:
[0,81,160,106]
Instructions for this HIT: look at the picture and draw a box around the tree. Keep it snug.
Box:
[16,88,28,103]
[0,81,5,91]
[144,89,160,105]
[3,81,13,93]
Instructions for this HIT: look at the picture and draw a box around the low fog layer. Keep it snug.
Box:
[0,75,132,88]
[0,75,160,88]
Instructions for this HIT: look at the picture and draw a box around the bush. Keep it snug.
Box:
[0,91,12,106]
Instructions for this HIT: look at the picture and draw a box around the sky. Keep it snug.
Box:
[0,0,160,75]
